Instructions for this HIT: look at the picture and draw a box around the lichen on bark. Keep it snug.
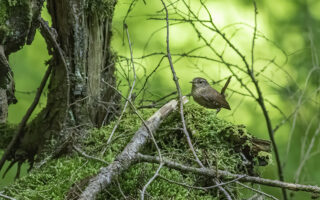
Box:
[0,0,34,52]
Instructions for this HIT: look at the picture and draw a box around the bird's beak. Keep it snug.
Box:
[189,81,193,83]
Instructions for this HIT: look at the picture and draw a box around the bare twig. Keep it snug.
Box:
[237,182,278,200]
[158,175,246,191]
[295,122,320,183]
[103,81,163,161]
[116,178,127,199]
[136,56,166,98]
[214,180,232,200]
[181,2,286,198]
[138,91,177,109]
[73,145,108,165]
[0,192,16,200]
[160,0,204,169]
[140,163,164,200]
[104,81,167,200]
[137,153,320,194]
[106,24,137,145]
[251,1,258,73]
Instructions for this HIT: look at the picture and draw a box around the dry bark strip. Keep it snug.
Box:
[78,97,188,200]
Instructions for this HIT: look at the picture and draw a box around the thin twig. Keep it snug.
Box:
[136,56,166,98]
[0,192,16,200]
[237,181,279,200]
[214,180,232,200]
[106,24,137,145]
[103,80,166,200]
[140,163,164,200]
[138,91,177,109]
[103,81,163,162]
[116,178,127,199]
[295,122,320,183]
[182,2,286,198]
[73,145,108,165]
[158,175,246,191]
[137,153,320,194]
[160,0,204,168]
[251,1,258,73]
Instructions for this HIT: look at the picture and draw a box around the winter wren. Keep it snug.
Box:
[190,77,231,112]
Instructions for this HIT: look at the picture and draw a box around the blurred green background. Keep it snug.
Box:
[2,0,320,199]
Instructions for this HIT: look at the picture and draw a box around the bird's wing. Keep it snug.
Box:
[204,87,231,109]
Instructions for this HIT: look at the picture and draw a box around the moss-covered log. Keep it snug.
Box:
[3,104,271,199]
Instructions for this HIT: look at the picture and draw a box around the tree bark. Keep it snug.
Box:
[0,0,45,170]
[0,0,119,171]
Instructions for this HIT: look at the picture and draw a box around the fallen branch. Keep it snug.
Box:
[137,154,320,194]
[158,175,246,191]
[78,97,188,200]
[0,191,16,200]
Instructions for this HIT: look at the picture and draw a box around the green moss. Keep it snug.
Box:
[0,0,32,46]
[256,151,272,166]
[4,104,270,199]
[86,0,117,17]
[100,163,219,200]
[4,111,150,199]
[0,1,8,41]
[0,1,7,23]
[4,157,101,200]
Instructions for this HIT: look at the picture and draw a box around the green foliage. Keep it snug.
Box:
[3,104,270,199]
[0,1,8,41]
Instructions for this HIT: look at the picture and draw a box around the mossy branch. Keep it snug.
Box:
[137,153,320,194]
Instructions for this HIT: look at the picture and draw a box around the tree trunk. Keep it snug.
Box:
[1,0,119,170]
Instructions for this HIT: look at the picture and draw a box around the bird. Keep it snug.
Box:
[190,77,231,113]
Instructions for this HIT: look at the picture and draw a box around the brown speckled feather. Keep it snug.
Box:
[202,86,230,109]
